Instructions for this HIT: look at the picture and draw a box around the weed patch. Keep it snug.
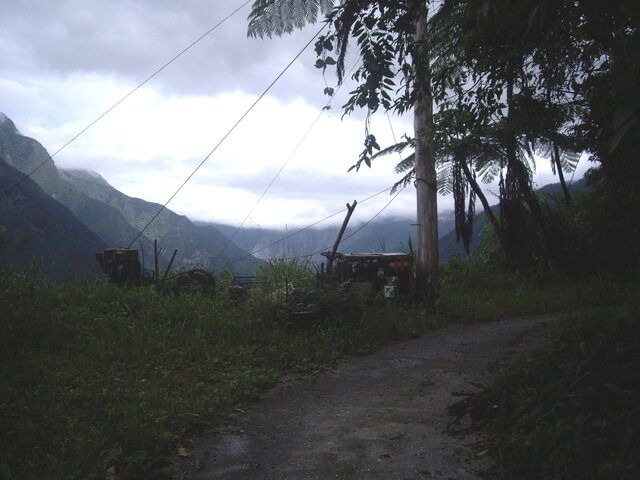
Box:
[0,262,633,479]
[0,268,431,479]
[469,306,640,479]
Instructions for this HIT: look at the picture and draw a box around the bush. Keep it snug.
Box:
[470,307,640,479]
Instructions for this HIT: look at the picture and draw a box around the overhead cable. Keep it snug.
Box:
[216,56,362,259]
[129,24,328,247]
[0,1,252,201]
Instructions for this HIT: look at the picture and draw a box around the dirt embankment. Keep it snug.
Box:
[181,315,559,480]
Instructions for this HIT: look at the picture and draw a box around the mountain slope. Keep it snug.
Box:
[0,157,106,279]
[63,169,259,273]
[0,114,157,255]
[0,113,260,277]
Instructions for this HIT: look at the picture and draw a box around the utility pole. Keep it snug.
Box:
[413,2,439,308]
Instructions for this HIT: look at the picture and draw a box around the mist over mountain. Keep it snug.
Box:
[0,112,585,280]
[201,212,458,265]
[0,112,259,279]
[201,176,588,265]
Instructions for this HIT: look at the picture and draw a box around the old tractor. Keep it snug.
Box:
[320,251,415,297]
[95,247,216,293]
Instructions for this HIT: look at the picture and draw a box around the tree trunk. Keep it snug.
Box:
[413,3,438,307]
[459,155,506,253]
[553,143,572,205]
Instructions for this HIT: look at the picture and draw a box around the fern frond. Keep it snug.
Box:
[391,168,414,194]
[437,163,454,195]
[394,152,415,174]
[560,149,580,172]
[370,139,412,161]
[247,0,335,38]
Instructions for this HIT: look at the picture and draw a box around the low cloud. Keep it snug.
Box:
[1,1,584,234]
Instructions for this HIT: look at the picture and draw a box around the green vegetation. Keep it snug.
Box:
[0,259,422,480]
[0,250,636,479]
[469,305,640,479]
[1,2,637,478]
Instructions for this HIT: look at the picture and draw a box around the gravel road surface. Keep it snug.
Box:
[181,315,559,479]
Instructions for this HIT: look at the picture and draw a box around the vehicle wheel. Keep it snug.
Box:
[176,269,215,294]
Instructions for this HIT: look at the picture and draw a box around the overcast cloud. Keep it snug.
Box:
[0,0,588,232]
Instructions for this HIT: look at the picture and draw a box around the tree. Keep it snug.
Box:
[394,0,597,269]
[425,0,639,275]
[248,0,441,306]
[249,0,640,284]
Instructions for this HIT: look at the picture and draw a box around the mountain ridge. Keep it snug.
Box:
[0,112,587,279]
[0,113,260,279]
[0,157,106,278]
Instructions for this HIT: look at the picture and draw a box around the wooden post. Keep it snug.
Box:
[160,249,178,289]
[413,4,439,307]
[154,239,159,281]
[327,200,357,274]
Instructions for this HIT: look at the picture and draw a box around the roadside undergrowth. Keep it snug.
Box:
[0,261,633,479]
[467,302,640,479]
[0,266,436,480]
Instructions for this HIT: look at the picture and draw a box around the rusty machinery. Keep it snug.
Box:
[321,252,415,297]
[95,247,215,293]
[95,248,143,284]
[318,200,415,297]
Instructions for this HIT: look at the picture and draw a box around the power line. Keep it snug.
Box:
[218,185,404,270]
[303,185,406,259]
[128,24,328,247]
[0,1,252,202]
[215,55,409,269]
[216,94,328,256]
[216,56,361,259]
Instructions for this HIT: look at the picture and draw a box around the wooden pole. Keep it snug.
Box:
[327,200,357,274]
[160,249,178,289]
[413,4,439,307]
[154,239,159,281]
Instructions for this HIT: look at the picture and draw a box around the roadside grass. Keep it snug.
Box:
[469,301,640,479]
[0,264,434,480]
[437,256,631,323]
[0,260,634,479]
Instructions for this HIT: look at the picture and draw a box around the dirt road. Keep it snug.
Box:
[181,315,559,479]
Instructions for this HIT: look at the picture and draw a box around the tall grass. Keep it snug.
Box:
[0,261,435,479]
[469,305,640,479]
[0,256,634,479]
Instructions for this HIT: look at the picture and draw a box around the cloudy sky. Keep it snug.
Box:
[1,0,590,232]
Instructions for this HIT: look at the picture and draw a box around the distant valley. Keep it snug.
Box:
[0,112,260,279]
[0,111,582,281]
[198,211,461,266]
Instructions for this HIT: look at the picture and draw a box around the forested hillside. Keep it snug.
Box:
[0,113,260,278]
[0,158,105,278]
